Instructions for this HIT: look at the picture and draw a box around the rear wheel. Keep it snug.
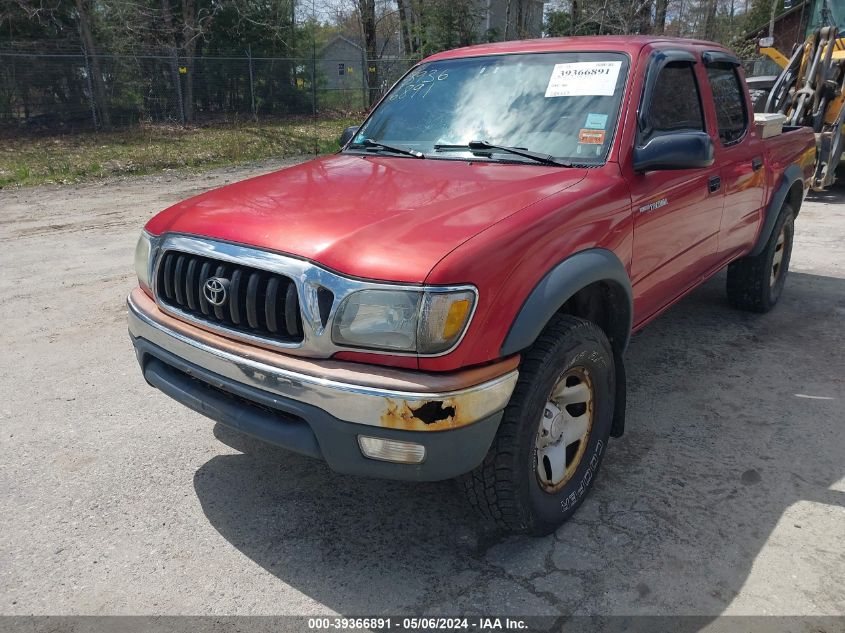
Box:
[461,315,614,536]
[726,204,795,313]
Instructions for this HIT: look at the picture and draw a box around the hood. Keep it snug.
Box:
[146,154,588,283]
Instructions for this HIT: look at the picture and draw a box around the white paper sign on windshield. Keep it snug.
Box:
[545,61,622,97]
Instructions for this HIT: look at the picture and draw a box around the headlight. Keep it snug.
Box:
[134,230,153,293]
[332,288,475,354]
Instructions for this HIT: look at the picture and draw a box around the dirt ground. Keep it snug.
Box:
[0,159,843,621]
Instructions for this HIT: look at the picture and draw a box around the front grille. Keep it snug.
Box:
[156,250,304,343]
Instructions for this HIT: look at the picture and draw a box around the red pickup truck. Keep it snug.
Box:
[129,36,815,535]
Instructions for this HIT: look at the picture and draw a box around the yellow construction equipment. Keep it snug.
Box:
[755,1,845,189]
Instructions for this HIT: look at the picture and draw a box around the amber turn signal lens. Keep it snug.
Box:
[416,290,476,354]
[443,299,471,339]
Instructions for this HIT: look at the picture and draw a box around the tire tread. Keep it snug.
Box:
[726,204,794,313]
[461,314,612,534]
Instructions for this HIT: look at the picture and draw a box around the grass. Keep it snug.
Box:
[0,116,357,188]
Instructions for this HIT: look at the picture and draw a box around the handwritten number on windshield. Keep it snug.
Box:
[389,69,449,102]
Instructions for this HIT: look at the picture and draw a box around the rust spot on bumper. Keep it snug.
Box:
[381,398,464,431]
[379,383,511,431]
[378,370,519,430]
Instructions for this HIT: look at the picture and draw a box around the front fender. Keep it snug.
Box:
[500,248,633,357]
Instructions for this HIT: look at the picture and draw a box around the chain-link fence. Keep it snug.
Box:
[0,49,788,135]
[0,50,417,133]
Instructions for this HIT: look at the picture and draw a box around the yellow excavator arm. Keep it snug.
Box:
[759,46,791,68]
[762,27,845,189]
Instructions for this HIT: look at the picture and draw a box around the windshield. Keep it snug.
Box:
[347,52,629,164]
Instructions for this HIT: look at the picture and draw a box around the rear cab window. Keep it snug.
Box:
[705,64,749,145]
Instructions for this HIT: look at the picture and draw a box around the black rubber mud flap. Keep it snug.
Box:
[610,346,626,438]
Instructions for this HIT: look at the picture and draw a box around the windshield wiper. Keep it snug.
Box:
[349,138,425,159]
[433,140,571,166]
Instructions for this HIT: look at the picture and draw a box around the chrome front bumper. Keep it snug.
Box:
[127,289,518,432]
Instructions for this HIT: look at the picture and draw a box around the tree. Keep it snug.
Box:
[396,0,414,54]
[356,0,379,104]
[1,0,113,127]
[546,0,656,36]
[74,0,111,128]
[422,0,481,51]
[655,0,669,34]
[635,0,653,33]
[545,0,765,41]
[545,8,571,35]
[570,0,580,34]
[702,0,719,39]
[154,0,219,123]
[159,0,186,123]
[181,0,198,122]
[744,0,785,33]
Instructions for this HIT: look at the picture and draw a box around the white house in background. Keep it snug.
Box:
[317,0,547,92]
[319,36,368,92]
[318,36,408,94]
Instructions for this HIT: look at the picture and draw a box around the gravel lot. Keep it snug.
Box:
[1,160,843,620]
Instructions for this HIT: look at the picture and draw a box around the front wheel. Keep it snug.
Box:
[461,315,615,536]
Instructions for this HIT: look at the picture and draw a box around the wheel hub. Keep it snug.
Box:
[540,402,567,445]
[549,411,566,442]
[535,366,595,493]
[770,225,787,287]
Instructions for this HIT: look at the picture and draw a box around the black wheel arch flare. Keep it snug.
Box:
[499,248,632,438]
[500,247,633,358]
[750,163,805,257]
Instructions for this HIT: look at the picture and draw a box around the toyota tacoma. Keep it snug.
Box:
[129,36,816,535]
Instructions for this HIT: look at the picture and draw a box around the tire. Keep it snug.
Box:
[749,88,771,113]
[461,314,615,536]
[726,203,795,313]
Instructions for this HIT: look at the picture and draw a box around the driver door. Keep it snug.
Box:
[627,55,724,324]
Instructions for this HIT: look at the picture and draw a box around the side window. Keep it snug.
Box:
[706,64,748,145]
[338,63,345,76]
[642,62,704,144]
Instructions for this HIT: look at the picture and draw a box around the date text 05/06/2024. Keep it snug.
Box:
[307,617,529,631]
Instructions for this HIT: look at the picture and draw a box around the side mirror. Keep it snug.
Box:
[339,125,360,147]
[633,132,715,172]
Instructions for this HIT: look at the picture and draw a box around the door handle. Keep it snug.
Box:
[752,157,763,171]
[708,175,721,193]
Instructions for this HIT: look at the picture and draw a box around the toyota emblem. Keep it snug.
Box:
[203,277,229,307]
